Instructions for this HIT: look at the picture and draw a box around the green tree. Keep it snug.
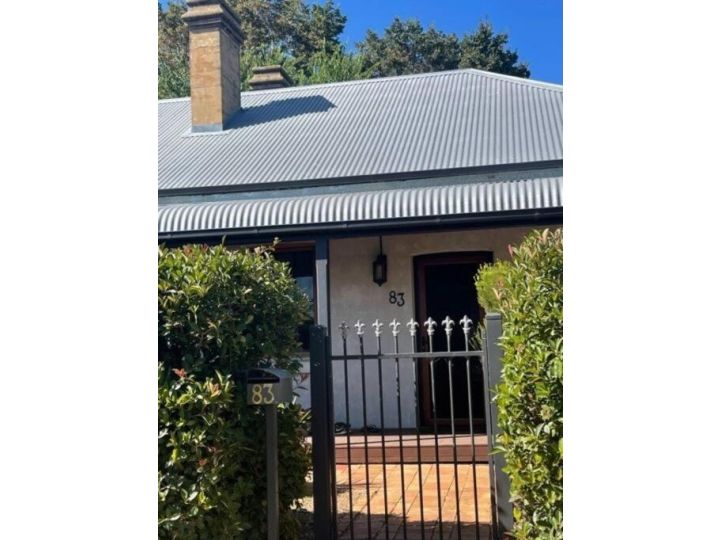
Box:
[158,2,189,99]
[358,19,460,77]
[304,0,347,55]
[230,0,279,50]
[158,2,531,99]
[232,0,346,65]
[295,50,371,86]
[158,0,350,98]
[459,21,530,77]
[357,17,530,79]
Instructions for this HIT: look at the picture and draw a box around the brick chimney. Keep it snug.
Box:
[248,65,294,91]
[182,0,243,132]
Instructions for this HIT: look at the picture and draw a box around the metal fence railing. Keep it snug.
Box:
[310,314,511,540]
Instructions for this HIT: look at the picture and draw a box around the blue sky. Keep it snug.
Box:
[329,0,562,84]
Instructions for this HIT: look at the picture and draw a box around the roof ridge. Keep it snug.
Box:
[157,69,562,103]
[462,68,563,90]
[243,69,472,95]
[158,96,191,103]
[246,68,563,95]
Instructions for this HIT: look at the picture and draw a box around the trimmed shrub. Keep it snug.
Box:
[474,259,510,314]
[475,229,563,540]
[158,244,309,378]
[158,244,311,539]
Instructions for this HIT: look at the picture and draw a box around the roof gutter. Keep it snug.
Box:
[158,207,563,245]
[158,160,563,198]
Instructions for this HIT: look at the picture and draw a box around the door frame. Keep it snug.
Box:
[414,251,494,428]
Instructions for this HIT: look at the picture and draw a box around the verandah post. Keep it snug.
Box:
[311,238,336,539]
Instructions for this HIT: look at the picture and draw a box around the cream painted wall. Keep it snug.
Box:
[294,225,543,429]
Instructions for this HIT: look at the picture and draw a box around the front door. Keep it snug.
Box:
[414,251,493,430]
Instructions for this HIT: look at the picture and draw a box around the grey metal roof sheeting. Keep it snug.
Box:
[158,69,563,192]
[158,173,562,234]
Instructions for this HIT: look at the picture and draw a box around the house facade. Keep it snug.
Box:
[158,0,563,432]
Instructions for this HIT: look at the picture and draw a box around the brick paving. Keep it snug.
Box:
[333,463,491,540]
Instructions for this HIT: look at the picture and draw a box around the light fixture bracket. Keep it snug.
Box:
[372,237,387,286]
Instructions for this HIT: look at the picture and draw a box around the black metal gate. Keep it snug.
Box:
[310,314,511,540]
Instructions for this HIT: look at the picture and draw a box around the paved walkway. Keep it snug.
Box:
[334,463,491,540]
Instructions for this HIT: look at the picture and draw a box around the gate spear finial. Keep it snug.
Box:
[339,321,349,340]
[372,319,383,337]
[389,319,401,337]
[354,320,365,336]
[460,315,473,336]
[424,317,437,336]
[442,316,455,338]
[407,318,419,337]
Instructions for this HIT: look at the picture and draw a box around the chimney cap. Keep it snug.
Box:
[182,0,243,43]
[248,65,294,91]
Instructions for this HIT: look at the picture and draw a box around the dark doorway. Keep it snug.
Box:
[274,244,316,351]
[414,251,493,431]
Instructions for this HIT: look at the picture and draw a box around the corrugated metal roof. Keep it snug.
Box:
[158,171,562,234]
[158,69,562,192]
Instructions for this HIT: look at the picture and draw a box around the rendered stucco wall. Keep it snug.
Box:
[294,225,544,428]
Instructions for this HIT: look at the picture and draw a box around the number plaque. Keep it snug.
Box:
[245,368,292,405]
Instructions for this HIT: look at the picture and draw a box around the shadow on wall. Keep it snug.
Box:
[227,95,336,129]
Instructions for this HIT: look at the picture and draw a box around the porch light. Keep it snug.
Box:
[373,237,387,286]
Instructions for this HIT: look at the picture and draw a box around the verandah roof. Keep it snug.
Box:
[158,169,562,237]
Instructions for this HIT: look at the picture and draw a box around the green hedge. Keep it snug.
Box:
[476,229,563,540]
[158,244,311,539]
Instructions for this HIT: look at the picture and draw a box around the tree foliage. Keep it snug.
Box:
[158,2,530,99]
[475,229,563,540]
[358,18,529,78]
[158,2,190,99]
[297,50,371,85]
[158,244,308,378]
[459,21,530,77]
[357,19,460,77]
[158,244,311,538]
[231,0,346,57]
[158,0,351,98]
[158,366,311,539]
[296,0,347,57]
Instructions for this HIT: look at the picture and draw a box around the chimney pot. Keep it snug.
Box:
[183,0,243,132]
[248,65,294,91]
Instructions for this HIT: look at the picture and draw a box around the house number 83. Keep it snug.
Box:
[389,291,405,307]
[250,383,275,405]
